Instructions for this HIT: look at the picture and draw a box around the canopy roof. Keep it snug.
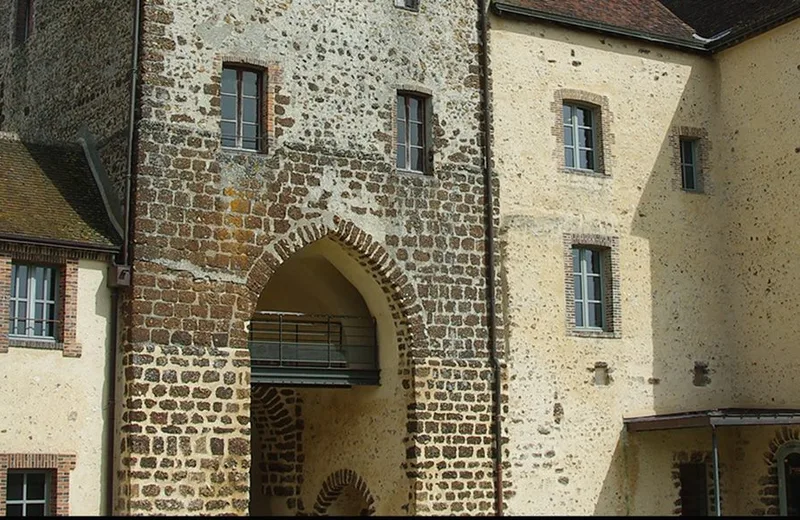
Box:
[625,408,800,432]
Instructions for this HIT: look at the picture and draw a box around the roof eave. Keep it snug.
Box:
[0,232,121,254]
[492,2,710,54]
[708,6,800,53]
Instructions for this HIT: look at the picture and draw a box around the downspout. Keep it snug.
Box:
[478,0,503,515]
[106,0,142,515]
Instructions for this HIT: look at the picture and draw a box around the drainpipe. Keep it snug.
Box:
[477,0,503,515]
[711,425,721,516]
[105,0,142,515]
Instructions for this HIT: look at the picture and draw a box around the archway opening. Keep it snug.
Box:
[248,236,408,516]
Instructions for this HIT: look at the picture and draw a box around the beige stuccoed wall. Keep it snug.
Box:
[492,16,733,515]
[0,260,113,515]
[715,19,800,407]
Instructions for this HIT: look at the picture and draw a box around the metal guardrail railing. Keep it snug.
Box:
[248,312,378,373]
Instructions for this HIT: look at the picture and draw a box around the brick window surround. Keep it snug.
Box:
[213,55,283,154]
[393,83,434,177]
[0,454,76,516]
[670,126,711,194]
[563,233,621,338]
[0,255,81,357]
[552,89,613,177]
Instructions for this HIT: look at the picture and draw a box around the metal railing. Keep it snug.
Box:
[248,312,378,381]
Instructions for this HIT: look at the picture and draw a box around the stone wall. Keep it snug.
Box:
[119,0,498,515]
[0,0,134,194]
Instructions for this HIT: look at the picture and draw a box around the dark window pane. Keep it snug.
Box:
[241,124,258,151]
[396,144,407,169]
[11,265,17,296]
[586,250,602,274]
[221,95,236,121]
[26,504,46,517]
[396,96,406,121]
[679,463,708,516]
[587,276,602,301]
[784,453,800,516]
[242,98,258,124]
[683,166,696,190]
[573,275,582,301]
[221,68,237,95]
[16,265,28,298]
[410,148,424,172]
[397,121,407,145]
[410,123,423,147]
[221,121,237,146]
[6,504,23,516]
[34,302,44,336]
[576,107,592,127]
[8,472,24,500]
[588,303,603,328]
[564,126,573,146]
[572,248,580,273]
[565,147,575,168]
[26,473,46,500]
[242,71,258,97]
[575,302,583,328]
[579,149,594,170]
[409,97,422,122]
[562,105,572,122]
[681,140,694,164]
[578,128,593,148]
[46,269,56,300]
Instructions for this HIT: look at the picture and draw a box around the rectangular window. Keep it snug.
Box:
[9,263,58,340]
[680,138,699,191]
[15,0,35,44]
[679,463,708,516]
[563,103,596,171]
[396,93,428,174]
[395,0,419,10]
[6,471,50,516]
[221,65,263,152]
[572,247,603,329]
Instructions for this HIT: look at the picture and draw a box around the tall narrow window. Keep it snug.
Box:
[221,65,263,151]
[563,103,596,171]
[680,138,699,191]
[6,471,50,516]
[572,247,603,329]
[9,264,58,340]
[15,0,35,45]
[679,463,708,516]
[396,92,428,174]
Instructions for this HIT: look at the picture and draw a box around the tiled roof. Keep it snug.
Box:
[659,0,800,39]
[0,137,121,250]
[494,0,800,50]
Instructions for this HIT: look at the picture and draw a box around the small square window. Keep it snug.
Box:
[9,263,59,340]
[221,65,264,152]
[563,103,597,171]
[396,92,430,174]
[395,0,419,11]
[680,138,699,191]
[15,0,35,45]
[6,471,51,516]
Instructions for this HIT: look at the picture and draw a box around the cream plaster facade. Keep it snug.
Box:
[494,13,800,516]
[0,260,114,515]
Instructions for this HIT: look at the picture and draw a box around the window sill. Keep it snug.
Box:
[396,168,435,179]
[680,187,705,195]
[568,329,620,339]
[563,167,608,178]
[220,146,265,155]
[8,337,64,351]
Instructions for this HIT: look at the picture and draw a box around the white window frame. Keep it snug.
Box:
[680,137,699,191]
[6,470,50,517]
[573,247,604,330]
[563,103,597,171]
[9,263,59,341]
[221,65,263,152]
[396,92,428,174]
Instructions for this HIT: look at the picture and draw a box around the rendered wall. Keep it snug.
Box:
[491,16,729,515]
[0,260,114,515]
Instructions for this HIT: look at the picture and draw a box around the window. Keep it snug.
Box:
[396,93,428,174]
[679,463,708,516]
[563,103,596,171]
[6,471,50,516]
[777,443,800,516]
[572,247,604,329]
[9,264,58,340]
[14,0,34,45]
[221,65,263,151]
[395,0,419,10]
[680,138,699,191]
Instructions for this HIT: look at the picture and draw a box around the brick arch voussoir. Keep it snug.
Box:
[311,469,377,516]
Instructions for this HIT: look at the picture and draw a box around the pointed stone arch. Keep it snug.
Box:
[311,469,377,516]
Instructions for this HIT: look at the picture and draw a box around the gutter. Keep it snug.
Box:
[105,0,142,515]
[478,0,504,515]
[707,5,800,52]
[493,2,709,53]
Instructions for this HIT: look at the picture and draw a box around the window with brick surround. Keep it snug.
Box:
[221,65,264,152]
[680,138,700,191]
[563,103,597,171]
[14,0,35,45]
[552,90,612,176]
[9,263,58,341]
[564,234,621,338]
[679,463,709,516]
[6,471,50,516]
[396,92,430,174]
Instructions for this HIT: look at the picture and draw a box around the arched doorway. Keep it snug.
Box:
[247,233,413,516]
